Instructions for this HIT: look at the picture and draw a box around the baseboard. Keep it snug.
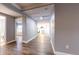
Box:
[23,34,38,44]
[55,51,72,55]
[49,38,56,54]
[7,40,16,44]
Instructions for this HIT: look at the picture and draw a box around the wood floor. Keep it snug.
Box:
[0,32,54,55]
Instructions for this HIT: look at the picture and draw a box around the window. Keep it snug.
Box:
[0,15,6,46]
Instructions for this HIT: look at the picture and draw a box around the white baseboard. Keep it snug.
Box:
[23,34,38,44]
[7,40,16,44]
[49,38,55,54]
[55,51,72,55]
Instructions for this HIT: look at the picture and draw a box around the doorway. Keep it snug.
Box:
[15,17,23,51]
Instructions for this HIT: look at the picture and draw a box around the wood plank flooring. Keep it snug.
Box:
[0,32,54,55]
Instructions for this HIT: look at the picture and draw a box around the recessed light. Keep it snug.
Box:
[40,17,43,20]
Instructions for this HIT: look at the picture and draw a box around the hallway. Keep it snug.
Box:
[0,32,54,55]
[0,3,54,55]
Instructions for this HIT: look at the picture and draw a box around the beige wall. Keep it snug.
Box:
[55,4,79,54]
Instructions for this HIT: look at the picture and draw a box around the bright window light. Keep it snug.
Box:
[0,15,6,20]
[0,15,6,46]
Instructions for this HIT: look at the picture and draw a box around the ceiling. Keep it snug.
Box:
[0,4,22,17]
[17,3,52,11]
[23,4,54,23]
[0,3,54,21]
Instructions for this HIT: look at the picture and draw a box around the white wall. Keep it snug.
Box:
[55,4,79,55]
[23,17,38,42]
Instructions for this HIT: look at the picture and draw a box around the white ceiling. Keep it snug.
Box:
[17,3,51,10]
[0,4,22,17]
[24,4,54,23]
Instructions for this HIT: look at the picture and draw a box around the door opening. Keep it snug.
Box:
[15,17,23,51]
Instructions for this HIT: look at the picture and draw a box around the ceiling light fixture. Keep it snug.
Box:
[40,16,43,20]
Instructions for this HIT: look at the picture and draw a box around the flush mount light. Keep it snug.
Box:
[40,16,43,20]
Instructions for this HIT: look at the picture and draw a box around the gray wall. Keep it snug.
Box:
[23,17,38,42]
[23,16,26,42]
[55,4,79,55]
[6,15,15,42]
